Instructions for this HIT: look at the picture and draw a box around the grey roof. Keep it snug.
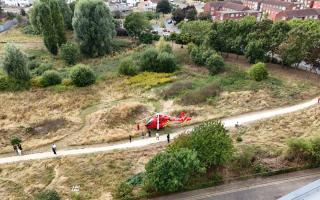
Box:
[279,8,320,18]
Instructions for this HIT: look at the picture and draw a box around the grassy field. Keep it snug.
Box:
[0,144,165,200]
[0,26,319,155]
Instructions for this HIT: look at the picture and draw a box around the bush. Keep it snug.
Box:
[113,182,134,200]
[156,52,177,73]
[126,172,145,186]
[32,63,53,76]
[0,76,30,91]
[139,32,155,44]
[180,82,220,105]
[118,58,138,76]
[287,138,312,162]
[70,64,96,87]
[27,60,40,70]
[60,42,80,65]
[156,37,172,53]
[34,189,60,200]
[139,48,159,72]
[248,62,268,81]
[311,138,320,166]
[162,80,193,99]
[116,28,128,36]
[169,121,233,167]
[3,44,30,81]
[144,148,204,193]
[205,53,225,75]
[190,45,214,66]
[40,70,62,87]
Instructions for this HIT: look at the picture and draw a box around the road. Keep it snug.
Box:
[153,168,320,200]
[0,97,318,165]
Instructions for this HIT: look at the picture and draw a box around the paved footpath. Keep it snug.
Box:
[153,168,320,200]
[0,97,318,165]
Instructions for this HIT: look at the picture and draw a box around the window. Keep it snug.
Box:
[231,14,234,17]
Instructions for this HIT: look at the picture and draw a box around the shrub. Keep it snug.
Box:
[60,42,80,65]
[126,172,144,186]
[118,58,138,76]
[126,72,172,89]
[70,65,96,87]
[180,82,220,105]
[287,138,312,162]
[40,70,62,87]
[144,148,204,193]
[190,45,214,66]
[139,32,155,44]
[31,76,43,87]
[10,136,21,146]
[0,76,30,91]
[187,42,196,54]
[311,138,320,166]
[248,62,268,81]
[27,60,40,70]
[139,48,159,72]
[162,80,193,99]
[234,146,259,169]
[3,44,30,81]
[62,79,72,86]
[205,53,225,75]
[156,37,172,53]
[32,63,53,76]
[34,189,61,200]
[113,182,134,200]
[156,52,177,73]
[170,121,233,167]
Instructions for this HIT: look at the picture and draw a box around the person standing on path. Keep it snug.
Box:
[18,144,23,155]
[13,145,18,155]
[52,144,57,155]
[129,135,132,143]
[17,147,22,156]
[156,133,159,141]
[167,133,170,143]
[148,129,151,137]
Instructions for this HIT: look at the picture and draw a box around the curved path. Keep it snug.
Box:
[0,97,318,165]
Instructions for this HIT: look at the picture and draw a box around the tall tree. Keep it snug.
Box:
[58,0,73,30]
[179,20,212,45]
[30,0,66,55]
[172,8,185,23]
[73,0,115,57]
[156,0,171,14]
[3,44,30,81]
[124,12,150,37]
[268,21,291,57]
[183,5,197,21]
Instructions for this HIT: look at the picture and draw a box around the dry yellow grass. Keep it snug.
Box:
[230,105,320,151]
[0,144,165,200]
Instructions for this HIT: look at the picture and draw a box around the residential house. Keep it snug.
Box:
[138,0,158,11]
[275,8,320,19]
[213,10,261,20]
[242,0,263,10]
[3,0,32,7]
[260,0,298,20]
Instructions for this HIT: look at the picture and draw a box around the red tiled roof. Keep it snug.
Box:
[279,8,320,17]
[261,0,294,8]
[224,2,250,10]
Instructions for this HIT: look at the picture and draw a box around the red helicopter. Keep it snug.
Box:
[144,112,191,130]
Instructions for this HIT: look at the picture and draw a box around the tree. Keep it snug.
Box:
[205,53,225,75]
[60,42,80,65]
[70,64,96,87]
[144,148,204,193]
[268,21,291,58]
[248,62,268,81]
[73,0,115,57]
[139,48,159,72]
[3,44,30,81]
[34,189,61,200]
[124,12,150,37]
[198,12,211,21]
[156,52,177,73]
[156,0,171,14]
[245,40,266,64]
[30,0,66,55]
[170,121,234,167]
[179,20,212,45]
[58,0,73,30]
[172,8,185,24]
[183,5,197,21]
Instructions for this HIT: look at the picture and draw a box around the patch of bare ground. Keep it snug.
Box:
[0,144,166,200]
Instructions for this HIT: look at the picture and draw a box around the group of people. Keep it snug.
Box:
[129,131,170,143]
[13,143,57,156]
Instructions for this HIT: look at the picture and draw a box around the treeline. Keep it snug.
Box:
[171,17,320,69]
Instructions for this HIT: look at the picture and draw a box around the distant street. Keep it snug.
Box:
[153,168,320,200]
